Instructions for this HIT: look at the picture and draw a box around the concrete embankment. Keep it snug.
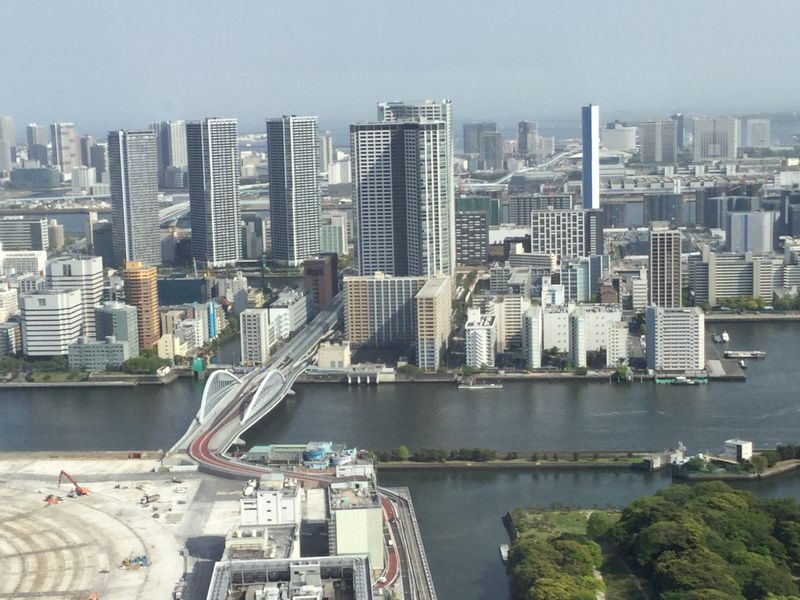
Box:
[705,312,800,322]
[0,372,179,388]
[675,459,800,481]
[378,460,640,471]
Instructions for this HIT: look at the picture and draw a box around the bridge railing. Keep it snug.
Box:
[199,370,243,424]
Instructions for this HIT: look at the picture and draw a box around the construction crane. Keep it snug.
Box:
[58,470,89,497]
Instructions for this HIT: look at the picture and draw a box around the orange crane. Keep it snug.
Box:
[58,470,90,497]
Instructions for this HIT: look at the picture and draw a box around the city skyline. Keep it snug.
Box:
[3,1,800,137]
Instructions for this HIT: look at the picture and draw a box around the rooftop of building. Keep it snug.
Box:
[576,303,623,313]
[271,289,308,307]
[416,277,450,298]
[223,523,297,561]
[328,478,379,511]
[465,313,495,329]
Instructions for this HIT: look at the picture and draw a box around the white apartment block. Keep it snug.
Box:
[21,289,83,356]
[631,269,648,312]
[0,243,47,277]
[569,311,587,368]
[0,283,19,322]
[268,290,311,340]
[491,294,531,352]
[240,309,275,366]
[465,308,496,368]
[46,256,104,339]
[521,306,543,368]
[578,304,623,352]
[415,277,452,370]
[542,304,575,352]
[645,306,704,372]
[606,321,629,367]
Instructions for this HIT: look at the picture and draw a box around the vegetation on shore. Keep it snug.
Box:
[372,446,643,466]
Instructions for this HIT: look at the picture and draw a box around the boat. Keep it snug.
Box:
[500,544,509,564]
[724,350,766,359]
[458,383,504,390]
[721,331,730,343]
[671,376,698,385]
[739,359,747,369]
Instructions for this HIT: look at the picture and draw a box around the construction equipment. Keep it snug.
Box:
[58,470,89,497]
[44,494,62,505]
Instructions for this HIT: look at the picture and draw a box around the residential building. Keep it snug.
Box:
[0,243,46,276]
[542,304,575,352]
[465,308,496,368]
[455,210,488,265]
[123,261,160,349]
[268,290,312,340]
[26,123,49,165]
[456,196,500,226]
[606,321,629,367]
[344,273,426,347]
[319,131,334,174]
[217,271,248,315]
[601,122,637,153]
[631,268,648,311]
[508,194,572,226]
[0,217,48,250]
[303,255,338,311]
[518,120,538,156]
[415,277,451,369]
[530,208,604,258]
[0,322,21,357]
[577,303,623,351]
[79,135,94,168]
[50,122,79,175]
[541,276,566,307]
[47,219,64,250]
[688,246,774,306]
[649,222,681,308]
[746,119,770,148]
[319,212,348,255]
[240,308,275,366]
[90,142,108,182]
[645,306,705,372]
[569,311,587,368]
[68,335,131,371]
[108,129,161,267]
[479,131,503,170]
[21,289,83,356]
[95,301,139,358]
[692,117,740,161]
[351,120,453,277]
[0,282,19,322]
[491,294,531,352]
[726,211,777,255]
[582,104,600,209]
[671,113,685,149]
[463,121,496,154]
[149,120,187,187]
[521,305,543,368]
[46,256,103,339]
[267,116,321,266]
[639,120,678,164]
[187,118,241,266]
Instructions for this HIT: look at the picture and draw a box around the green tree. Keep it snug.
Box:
[396,445,410,461]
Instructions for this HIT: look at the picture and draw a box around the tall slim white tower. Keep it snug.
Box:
[187,118,241,267]
[266,116,320,266]
[581,105,600,210]
[51,122,79,175]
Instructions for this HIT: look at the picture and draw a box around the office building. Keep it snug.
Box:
[726,211,777,255]
[328,478,384,572]
[455,210,488,265]
[266,116,320,266]
[68,336,131,371]
[89,142,108,182]
[50,122,79,175]
[746,119,770,148]
[319,131,334,174]
[123,261,160,349]
[645,306,704,372]
[606,321,629,367]
[267,290,311,339]
[108,129,161,267]
[187,117,241,267]
[456,195,500,226]
[149,120,187,187]
[240,473,301,526]
[0,282,19,322]
[0,322,21,357]
[415,277,452,369]
[508,194,572,226]
[581,104,600,209]
[530,208,604,258]
[0,116,13,148]
[521,306,543,368]
[463,121,496,154]
[95,301,139,357]
[46,256,103,339]
[303,254,338,311]
[79,135,94,167]
[649,222,681,308]
[351,120,453,277]
[492,294,532,352]
[670,113,685,149]
[0,117,13,172]
[26,123,49,165]
[0,244,45,277]
[319,212,348,255]
[601,122,637,153]
[0,217,48,251]
[479,131,503,170]
[640,120,678,164]
[518,120,538,156]
[240,308,274,366]
[631,268,648,312]
[692,117,740,161]
[465,308,496,368]
[21,289,83,356]
[343,273,426,347]
[688,247,774,306]
[70,166,95,194]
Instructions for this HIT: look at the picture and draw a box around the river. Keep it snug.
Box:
[1,321,798,600]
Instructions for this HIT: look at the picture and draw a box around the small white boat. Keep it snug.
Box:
[458,383,503,390]
[739,359,747,369]
[500,543,509,564]
[721,331,730,343]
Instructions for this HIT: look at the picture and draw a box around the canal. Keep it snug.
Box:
[0,321,798,599]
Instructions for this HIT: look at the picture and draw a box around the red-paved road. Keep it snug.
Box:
[378,496,400,589]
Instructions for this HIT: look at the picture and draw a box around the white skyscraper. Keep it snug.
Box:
[0,116,14,172]
[108,130,161,267]
[46,256,104,339]
[465,308,496,368]
[645,306,704,372]
[240,308,274,366]
[692,117,740,161]
[21,289,83,356]
[746,119,770,148]
[50,122,79,175]
[187,118,241,267]
[522,305,543,369]
[267,116,320,266]
[581,105,600,209]
[377,100,455,277]
[319,131,334,174]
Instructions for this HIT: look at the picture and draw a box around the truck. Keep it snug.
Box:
[140,493,160,505]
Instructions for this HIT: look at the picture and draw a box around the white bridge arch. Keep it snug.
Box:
[241,369,286,425]
[198,370,242,424]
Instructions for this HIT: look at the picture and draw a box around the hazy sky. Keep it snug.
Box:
[3,1,800,138]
